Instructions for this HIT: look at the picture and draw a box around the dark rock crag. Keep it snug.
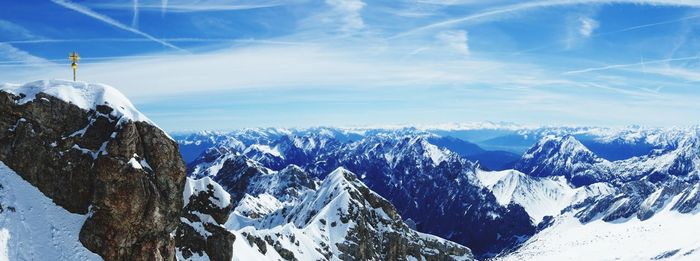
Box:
[0,81,186,260]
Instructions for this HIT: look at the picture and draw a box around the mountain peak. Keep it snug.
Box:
[516,135,607,186]
[522,135,599,161]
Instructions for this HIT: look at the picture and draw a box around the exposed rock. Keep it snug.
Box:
[0,81,186,260]
[175,177,235,261]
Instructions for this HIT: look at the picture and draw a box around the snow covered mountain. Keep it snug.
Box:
[494,132,700,260]
[188,153,474,260]
[180,125,700,260]
[183,131,537,257]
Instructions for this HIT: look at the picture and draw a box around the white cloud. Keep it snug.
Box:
[436,30,469,55]
[579,17,599,37]
[326,0,366,32]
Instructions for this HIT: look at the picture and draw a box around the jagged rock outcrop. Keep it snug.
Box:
[176,177,235,261]
[0,80,186,260]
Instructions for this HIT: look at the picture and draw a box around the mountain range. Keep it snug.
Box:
[1,80,699,260]
[176,124,700,260]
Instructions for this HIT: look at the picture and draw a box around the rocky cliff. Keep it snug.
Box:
[0,80,186,260]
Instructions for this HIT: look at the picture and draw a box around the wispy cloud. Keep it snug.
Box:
[564,55,700,74]
[0,20,40,40]
[0,21,50,66]
[325,0,366,32]
[51,0,184,52]
[0,43,52,65]
[94,2,282,13]
[579,17,599,37]
[436,30,469,55]
[393,0,700,38]
[0,38,306,48]
[0,42,580,99]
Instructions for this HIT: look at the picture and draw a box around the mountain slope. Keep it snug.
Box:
[0,162,101,260]
[496,202,700,260]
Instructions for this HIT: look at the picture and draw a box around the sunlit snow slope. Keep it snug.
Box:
[496,205,700,260]
[0,162,100,260]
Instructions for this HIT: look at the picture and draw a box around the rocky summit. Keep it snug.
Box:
[0,80,186,260]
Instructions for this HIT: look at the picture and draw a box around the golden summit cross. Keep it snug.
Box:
[69,51,80,81]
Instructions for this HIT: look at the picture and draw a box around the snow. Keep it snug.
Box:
[244,144,283,158]
[128,157,143,170]
[0,161,100,260]
[234,193,282,219]
[0,79,152,124]
[497,195,700,261]
[423,141,448,165]
[183,177,231,209]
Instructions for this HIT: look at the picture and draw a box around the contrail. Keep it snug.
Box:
[132,0,139,28]
[92,3,283,12]
[564,56,700,74]
[51,0,184,52]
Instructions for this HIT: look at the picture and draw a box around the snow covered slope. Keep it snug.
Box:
[496,201,700,260]
[0,162,100,260]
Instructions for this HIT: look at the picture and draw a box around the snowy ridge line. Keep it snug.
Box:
[1,79,154,125]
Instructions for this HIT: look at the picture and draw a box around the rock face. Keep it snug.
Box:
[176,177,235,261]
[0,80,186,260]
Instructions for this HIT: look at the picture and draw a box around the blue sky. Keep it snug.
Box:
[1,0,700,131]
